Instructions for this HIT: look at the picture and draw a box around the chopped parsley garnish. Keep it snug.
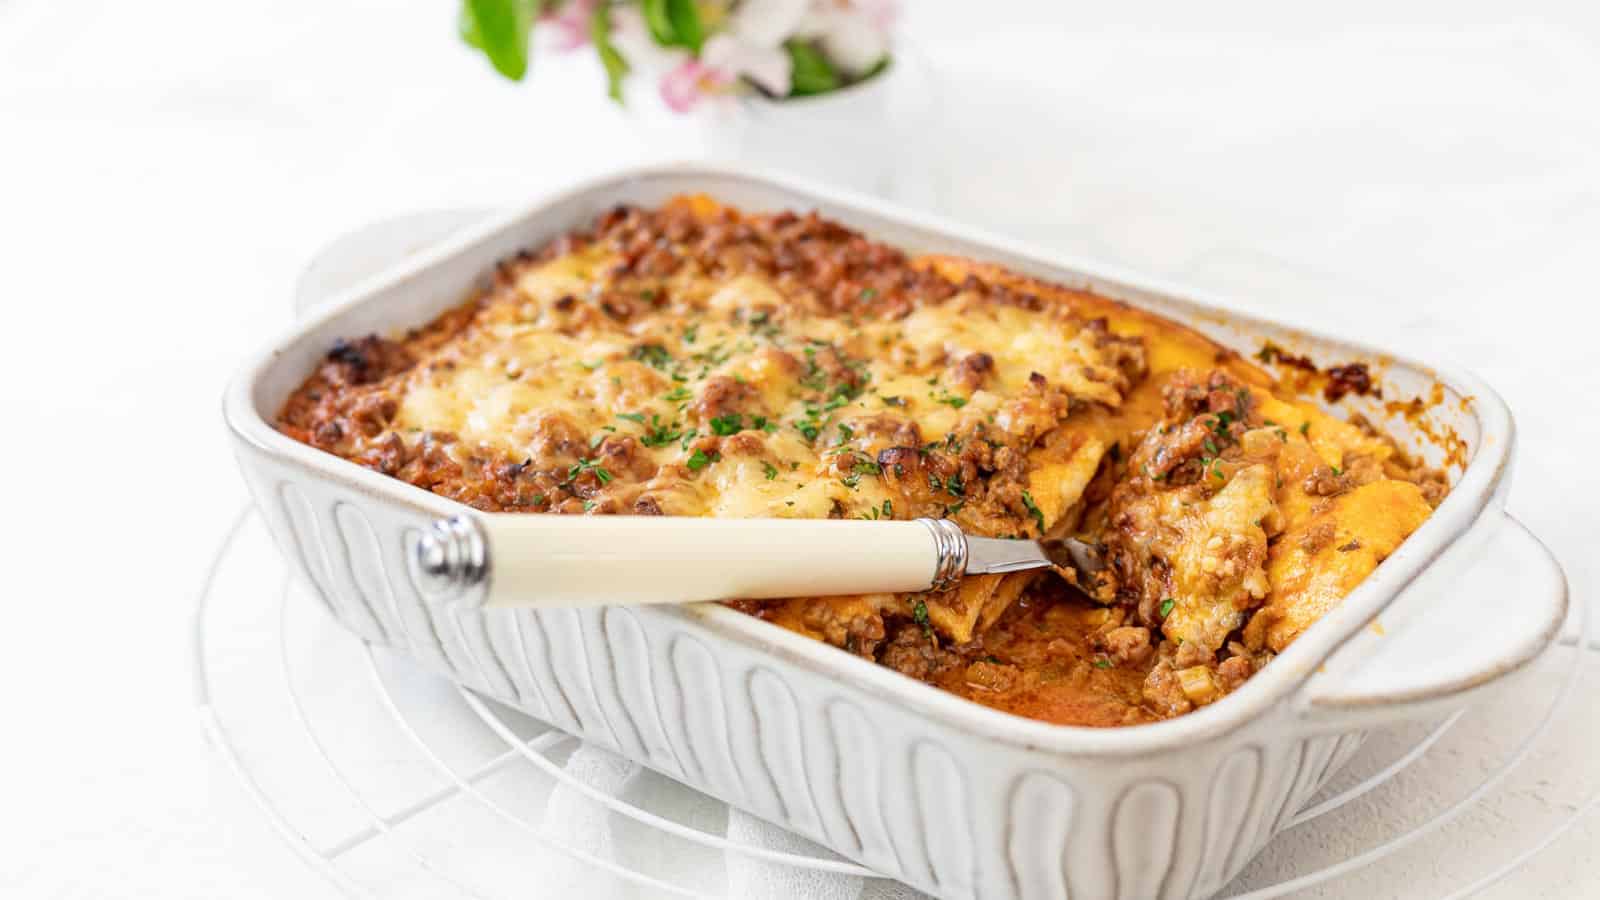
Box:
[1021,490,1046,534]
[709,413,743,436]
[1299,421,1311,436]
[689,342,731,366]
[945,473,966,496]
[859,287,877,300]
[933,391,968,409]
[1159,598,1175,617]
[678,428,699,451]
[1211,460,1225,481]
[682,323,698,344]
[793,399,837,444]
[566,457,613,484]
[841,457,880,488]
[616,412,646,424]
[582,500,596,512]
[1203,438,1219,456]
[762,461,779,481]
[638,415,683,448]
[662,386,692,404]
[1331,465,1343,477]
[912,599,931,636]
[799,345,828,391]
[944,501,965,516]
[686,449,712,471]
[881,499,893,519]
[1093,658,1112,669]
[629,343,673,370]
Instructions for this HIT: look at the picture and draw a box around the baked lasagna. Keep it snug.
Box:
[278,197,1448,727]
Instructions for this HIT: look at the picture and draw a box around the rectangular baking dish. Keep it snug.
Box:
[223,161,1567,900]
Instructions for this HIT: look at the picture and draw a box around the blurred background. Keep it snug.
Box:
[2,2,1597,898]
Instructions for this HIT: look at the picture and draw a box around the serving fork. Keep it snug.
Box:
[412,514,1103,609]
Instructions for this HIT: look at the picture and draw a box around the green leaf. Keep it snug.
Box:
[641,0,704,51]
[590,3,631,103]
[666,0,704,51]
[459,3,485,49]
[641,0,675,44]
[640,0,673,46]
[856,56,891,83]
[463,0,535,81]
[785,40,840,96]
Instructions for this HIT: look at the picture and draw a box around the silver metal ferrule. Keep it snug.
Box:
[411,515,490,608]
[917,517,969,593]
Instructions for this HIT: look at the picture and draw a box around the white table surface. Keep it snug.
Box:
[2,2,1597,897]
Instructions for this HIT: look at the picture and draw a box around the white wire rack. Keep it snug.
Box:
[194,504,1599,900]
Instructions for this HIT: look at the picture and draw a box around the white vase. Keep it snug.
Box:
[623,57,929,200]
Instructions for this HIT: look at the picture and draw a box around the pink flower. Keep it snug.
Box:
[700,33,792,96]
[541,0,599,52]
[857,0,900,32]
[659,58,731,113]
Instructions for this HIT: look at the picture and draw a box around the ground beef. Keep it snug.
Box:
[1324,362,1379,402]
[877,623,946,681]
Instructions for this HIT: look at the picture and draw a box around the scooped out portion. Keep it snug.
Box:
[276,197,1449,726]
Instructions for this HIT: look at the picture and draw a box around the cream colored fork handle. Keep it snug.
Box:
[412,514,958,610]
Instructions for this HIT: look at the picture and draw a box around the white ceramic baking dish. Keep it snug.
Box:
[223,161,1567,900]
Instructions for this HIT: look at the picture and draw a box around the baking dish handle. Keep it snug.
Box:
[1293,513,1568,729]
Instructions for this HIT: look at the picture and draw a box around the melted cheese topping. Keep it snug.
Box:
[389,249,1131,522]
